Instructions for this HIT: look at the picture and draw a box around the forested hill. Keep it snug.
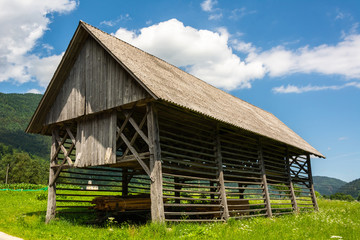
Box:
[313,176,347,196]
[0,93,50,158]
[336,178,360,198]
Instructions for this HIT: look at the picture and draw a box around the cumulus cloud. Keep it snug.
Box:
[114,19,265,90]
[0,0,77,87]
[249,34,360,79]
[114,18,360,92]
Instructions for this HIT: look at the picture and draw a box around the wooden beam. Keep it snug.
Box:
[54,130,73,166]
[258,139,272,218]
[286,147,298,213]
[147,102,165,222]
[215,126,229,220]
[124,111,149,146]
[119,132,152,179]
[121,113,147,158]
[306,154,319,211]
[46,130,57,223]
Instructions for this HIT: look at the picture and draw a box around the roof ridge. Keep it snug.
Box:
[80,21,273,116]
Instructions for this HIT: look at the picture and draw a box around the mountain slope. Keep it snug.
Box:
[0,93,50,158]
[336,178,360,198]
[313,176,347,196]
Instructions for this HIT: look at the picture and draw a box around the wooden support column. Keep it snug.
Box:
[286,147,298,213]
[215,125,229,220]
[46,129,58,223]
[306,154,319,211]
[147,102,165,222]
[258,139,272,218]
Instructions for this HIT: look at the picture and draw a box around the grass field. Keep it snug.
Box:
[0,184,359,240]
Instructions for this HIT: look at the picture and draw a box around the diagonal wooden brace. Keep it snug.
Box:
[121,113,147,158]
[50,131,68,163]
[49,142,75,187]
[54,131,74,166]
[123,112,149,146]
[120,132,153,181]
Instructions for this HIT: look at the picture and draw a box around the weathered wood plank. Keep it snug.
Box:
[258,139,272,218]
[215,126,229,220]
[46,130,57,223]
[307,154,319,211]
[147,102,165,222]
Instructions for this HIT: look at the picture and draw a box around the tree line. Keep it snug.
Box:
[0,143,48,184]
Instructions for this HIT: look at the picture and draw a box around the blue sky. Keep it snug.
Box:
[0,0,359,182]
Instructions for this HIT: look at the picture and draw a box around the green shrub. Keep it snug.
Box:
[329,193,355,201]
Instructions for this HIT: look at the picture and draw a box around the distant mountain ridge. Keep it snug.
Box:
[0,92,50,158]
[336,178,360,198]
[313,176,347,196]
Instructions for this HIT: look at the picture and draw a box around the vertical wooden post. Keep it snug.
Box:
[147,102,165,222]
[286,147,298,213]
[306,154,319,211]
[46,129,58,223]
[122,168,128,196]
[215,125,229,220]
[258,139,272,217]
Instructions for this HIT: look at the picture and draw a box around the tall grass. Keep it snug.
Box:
[0,187,359,239]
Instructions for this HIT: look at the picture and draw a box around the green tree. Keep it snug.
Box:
[0,152,48,184]
[329,193,355,201]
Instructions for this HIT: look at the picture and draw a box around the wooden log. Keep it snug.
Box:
[258,139,272,218]
[215,127,229,220]
[162,180,218,189]
[147,102,165,222]
[46,130,57,223]
[162,172,217,182]
[160,136,212,152]
[307,154,319,211]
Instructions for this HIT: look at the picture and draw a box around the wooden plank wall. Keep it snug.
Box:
[156,103,317,221]
[157,104,224,222]
[75,111,117,167]
[219,128,268,219]
[45,37,149,125]
[45,42,86,124]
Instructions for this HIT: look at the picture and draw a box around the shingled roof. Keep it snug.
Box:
[26,21,324,158]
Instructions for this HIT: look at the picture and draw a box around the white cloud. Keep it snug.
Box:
[100,14,131,27]
[114,19,265,90]
[272,82,360,94]
[0,0,77,87]
[209,13,222,20]
[229,7,257,20]
[338,137,348,141]
[249,34,360,79]
[27,88,42,94]
[114,18,360,92]
[201,0,216,12]
[232,40,257,54]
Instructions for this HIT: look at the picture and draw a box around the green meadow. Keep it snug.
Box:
[0,184,359,240]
